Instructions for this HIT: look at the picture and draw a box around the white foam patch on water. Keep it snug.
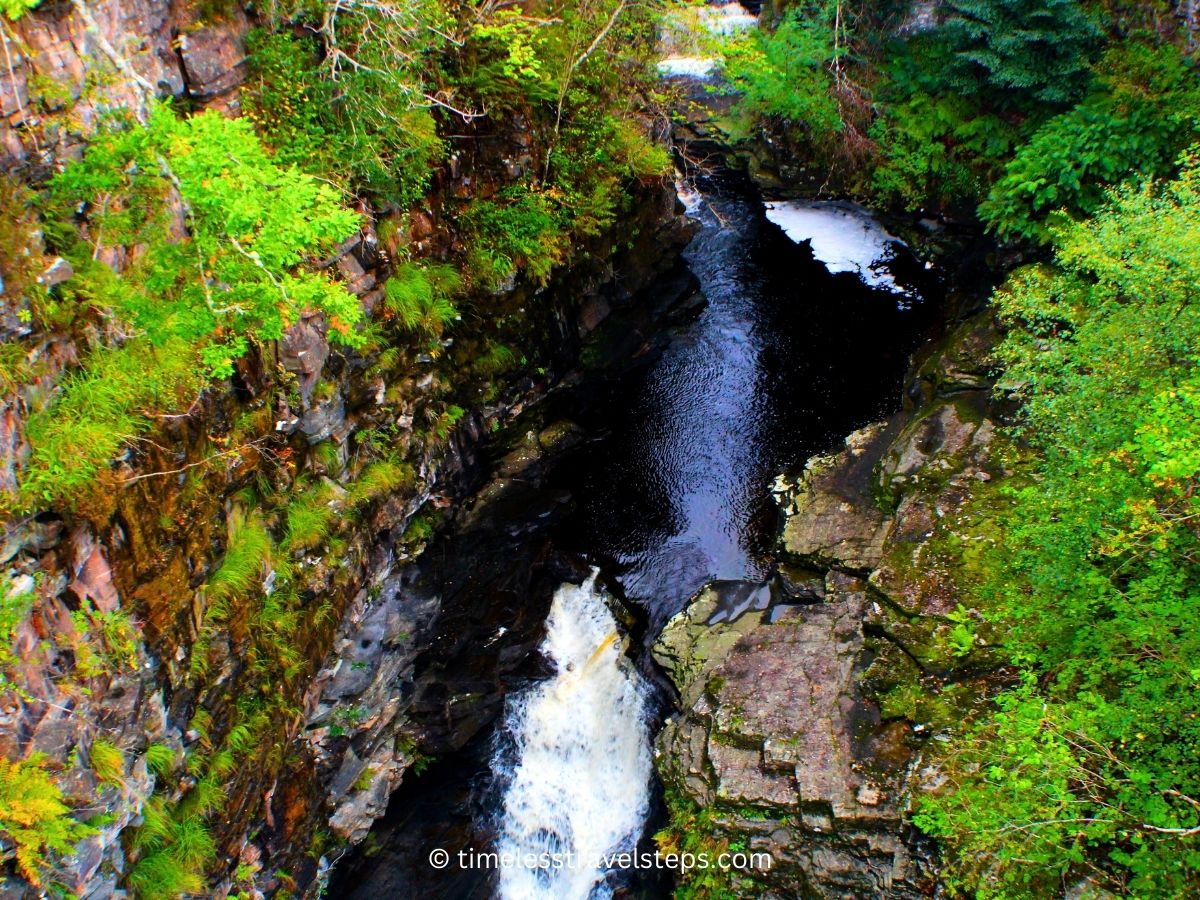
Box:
[657,56,717,77]
[763,200,911,294]
[495,573,652,900]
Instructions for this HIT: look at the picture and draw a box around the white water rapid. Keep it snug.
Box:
[494,573,653,900]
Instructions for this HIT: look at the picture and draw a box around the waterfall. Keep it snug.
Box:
[494,572,652,900]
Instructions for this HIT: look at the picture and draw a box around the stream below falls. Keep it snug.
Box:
[328,172,941,899]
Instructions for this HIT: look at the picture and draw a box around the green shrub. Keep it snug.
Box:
[243,21,444,204]
[979,43,1200,241]
[464,188,568,290]
[719,4,844,140]
[51,104,364,379]
[920,161,1200,895]
[937,0,1100,110]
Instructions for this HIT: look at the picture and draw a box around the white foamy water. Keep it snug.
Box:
[657,1,758,80]
[697,1,758,34]
[763,199,912,294]
[495,573,652,900]
[657,55,717,77]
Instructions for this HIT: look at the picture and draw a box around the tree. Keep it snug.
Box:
[939,0,1101,110]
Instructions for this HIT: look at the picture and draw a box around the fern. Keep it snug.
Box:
[382,262,461,337]
[0,753,93,886]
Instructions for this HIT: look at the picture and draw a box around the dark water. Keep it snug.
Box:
[549,179,937,627]
[328,175,939,899]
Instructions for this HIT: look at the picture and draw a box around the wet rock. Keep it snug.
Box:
[67,528,119,613]
[659,312,1007,897]
[1,517,62,565]
[300,395,346,444]
[177,7,252,99]
[656,582,931,897]
[779,421,897,571]
[40,256,73,287]
[281,315,330,406]
[536,419,584,452]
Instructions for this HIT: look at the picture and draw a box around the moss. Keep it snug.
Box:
[654,786,754,900]
[347,459,416,506]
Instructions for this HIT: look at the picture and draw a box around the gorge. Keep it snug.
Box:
[2,0,1200,897]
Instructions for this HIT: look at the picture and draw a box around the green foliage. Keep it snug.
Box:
[920,162,1200,895]
[88,739,125,786]
[15,103,366,512]
[283,481,338,551]
[467,7,555,106]
[207,510,272,606]
[0,0,37,20]
[144,744,178,779]
[0,576,34,690]
[382,262,461,337]
[0,753,93,887]
[128,796,217,900]
[938,0,1100,110]
[347,459,416,505]
[472,342,518,377]
[0,176,48,337]
[867,38,1016,206]
[401,508,437,546]
[979,43,1200,241]
[654,787,748,899]
[719,3,843,139]
[243,28,443,204]
[464,188,567,290]
[51,104,363,379]
[547,112,672,238]
[433,404,465,439]
[16,339,200,512]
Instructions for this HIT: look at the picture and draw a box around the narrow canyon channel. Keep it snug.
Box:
[330,165,941,900]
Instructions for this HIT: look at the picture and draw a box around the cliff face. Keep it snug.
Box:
[0,2,685,895]
[654,312,1005,897]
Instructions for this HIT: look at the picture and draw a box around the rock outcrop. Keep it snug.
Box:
[655,311,1005,897]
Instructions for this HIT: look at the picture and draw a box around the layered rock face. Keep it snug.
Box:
[654,313,1003,897]
[0,2,687,896]
[0,0,252,166]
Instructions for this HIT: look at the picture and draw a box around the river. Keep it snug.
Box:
[328,163,938,898]
[328,3,939,893]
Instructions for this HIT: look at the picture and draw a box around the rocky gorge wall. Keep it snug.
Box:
[0,2,687,896]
